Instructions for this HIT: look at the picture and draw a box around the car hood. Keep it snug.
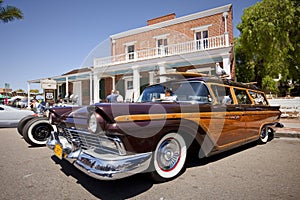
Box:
[69,102,210,123]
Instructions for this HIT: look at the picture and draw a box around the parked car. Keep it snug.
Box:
[8,96,26,107]
[0,105,34,128]
[16,97,29,108]
[46,73,282,182]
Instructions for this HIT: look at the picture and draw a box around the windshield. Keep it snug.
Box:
[137,81,210,103]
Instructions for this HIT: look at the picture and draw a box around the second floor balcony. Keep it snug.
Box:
[94,33,230,67]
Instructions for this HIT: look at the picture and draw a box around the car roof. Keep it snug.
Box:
[155,72,260,91]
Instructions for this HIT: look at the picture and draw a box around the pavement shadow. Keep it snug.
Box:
[50,141,259,199]
[186,141,257,168]
[51,156,153,200]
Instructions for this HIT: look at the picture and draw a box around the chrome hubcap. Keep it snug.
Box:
[157,138,181,171]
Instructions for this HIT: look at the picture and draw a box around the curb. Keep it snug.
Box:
[275,133,300,139]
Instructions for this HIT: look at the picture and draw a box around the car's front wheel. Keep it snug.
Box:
[22,117,53,146]
[149,132,187,182]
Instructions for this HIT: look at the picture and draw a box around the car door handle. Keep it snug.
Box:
[235,107,243,111]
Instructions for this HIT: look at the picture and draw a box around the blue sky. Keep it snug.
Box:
[0,0,261,91]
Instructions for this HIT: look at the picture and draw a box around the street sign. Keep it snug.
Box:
[44,89,55,105]
[41,79,57,89]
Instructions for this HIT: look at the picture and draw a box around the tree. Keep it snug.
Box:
[16,89,25,93]
[0,0,23,23]
[30,89,39,94]
[236,0,300,95]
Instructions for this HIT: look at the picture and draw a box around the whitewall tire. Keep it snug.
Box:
[150,132,187,182]
[22,117,53,146]
[259,126,270,144]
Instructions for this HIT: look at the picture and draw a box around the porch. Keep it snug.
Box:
[94,34,229,67]
[92,34,232,103]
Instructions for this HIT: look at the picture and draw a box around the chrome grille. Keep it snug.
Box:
[63,128,125,155]
[65,128,102,149]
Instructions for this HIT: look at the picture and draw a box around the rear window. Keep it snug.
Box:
[210,84,233,105]
[249,91,268,105]
[234,88,252,104]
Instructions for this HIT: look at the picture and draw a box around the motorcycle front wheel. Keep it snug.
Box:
[17,115,36,136]
[22,117,53,146]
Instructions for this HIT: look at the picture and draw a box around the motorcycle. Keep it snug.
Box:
[17,104,54,146]
[18,99,79,147]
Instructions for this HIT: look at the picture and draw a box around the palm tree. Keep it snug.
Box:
[0,0,23,23]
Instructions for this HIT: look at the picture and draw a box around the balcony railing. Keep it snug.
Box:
[94,34,229,67]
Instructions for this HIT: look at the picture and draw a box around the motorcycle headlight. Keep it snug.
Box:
[88,112,99,133]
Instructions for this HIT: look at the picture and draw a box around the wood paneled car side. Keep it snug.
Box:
[46,74,281,182]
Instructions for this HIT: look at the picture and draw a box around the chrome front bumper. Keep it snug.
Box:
[46,131,152,180]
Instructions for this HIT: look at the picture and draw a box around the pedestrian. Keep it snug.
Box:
[116,91,123,102]
[106,90,118,103]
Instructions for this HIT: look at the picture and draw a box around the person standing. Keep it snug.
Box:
[106,90,118,103]
[116,91,123,102]
[4,97,8,105]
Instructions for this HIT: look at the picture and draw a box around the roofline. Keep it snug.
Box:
[28,69,93,84]
[110,4,232,40]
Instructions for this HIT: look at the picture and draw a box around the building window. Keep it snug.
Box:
[127,45,135,60]
[154,34,169,56]
[191,24,211,50]
[195,30,208,49]
[157,38,168,55]
[127,80,133,90]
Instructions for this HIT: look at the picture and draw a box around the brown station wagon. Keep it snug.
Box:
[47,73,281,182]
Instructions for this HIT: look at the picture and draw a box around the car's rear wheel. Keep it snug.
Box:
[149,132,187,182]
[258,126,272,144]
[17,115,36,136]
[22,117,53,146]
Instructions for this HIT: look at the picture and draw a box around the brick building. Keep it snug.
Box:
[28,4,234,105]
[92,4,234,102]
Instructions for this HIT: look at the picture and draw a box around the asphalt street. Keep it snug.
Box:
[0,127,299,200]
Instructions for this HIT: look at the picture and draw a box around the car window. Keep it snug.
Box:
[249,91,268,105]
[234,89,252,104]
[210,84,233,105]
[139,84,165,102]
[0,106,4,111]
[171,81,210,102]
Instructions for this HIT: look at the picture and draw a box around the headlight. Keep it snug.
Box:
[88,113,97,133]
[88,112,103,133]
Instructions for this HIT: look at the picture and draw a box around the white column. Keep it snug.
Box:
[93,73,100,103]
[111,76,115,90]
[57,84,60,99]
[89,72,93,105]
[222,54,231,79]
[149,71,154,85]
[27,82,31,108]
[223,12,228,33]
[158,62,167,83]
[223,12,229,47]
[132,66,140,102]
[65,77,69,98]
